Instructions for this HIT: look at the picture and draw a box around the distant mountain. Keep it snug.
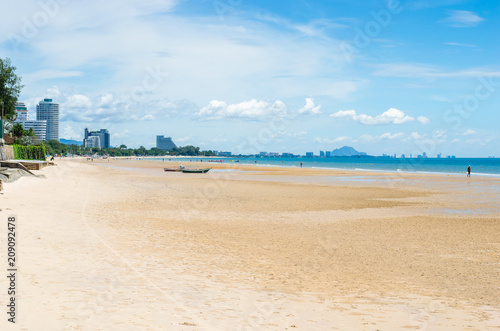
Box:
[60,139,83,146]
[331,146,367,157]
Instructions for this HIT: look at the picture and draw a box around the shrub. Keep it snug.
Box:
[12,144,46,161]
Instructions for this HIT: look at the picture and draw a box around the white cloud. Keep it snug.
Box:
[5,0,357,105]
[330,108,415,125]
[21,70,83,85]
[442,10,484,28]
[353,132,405,142]
[175,136,193,143]
[293,131,308,137]
[417,116,430,124]
[379,132,405,139]
[66,94,93,109]
[463,129,477,136]
[112,130,130,140]
[46,86,63,99]
[298,98,322,115]
[314,136,350,144]
[61,124,80,139]
[195,99,288,120]
[444,42,477,48]
[140,114,155,121]
[408,132,428,140]
[430,95,453,103]
[373,63,500,78]
[61,92,133,122]
[434,130,447,142]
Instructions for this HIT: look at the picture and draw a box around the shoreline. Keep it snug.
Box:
[102,156,500,180]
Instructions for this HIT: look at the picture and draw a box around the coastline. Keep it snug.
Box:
[128,155,500,178]
[1,158,499,330]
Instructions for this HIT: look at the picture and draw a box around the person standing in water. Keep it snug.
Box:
[467,165,471,177]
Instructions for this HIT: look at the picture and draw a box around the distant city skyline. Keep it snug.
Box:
[3,1,499,156]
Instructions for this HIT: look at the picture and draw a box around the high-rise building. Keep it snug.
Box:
[84,136,101,148]
[156,135,176,150]
[84,128,110,149]
[306,152,314,157]
[14,102,28,121]
[36,98,59,141]
[14,102,47,140]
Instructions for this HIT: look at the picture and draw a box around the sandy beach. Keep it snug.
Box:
[1,158,499,330]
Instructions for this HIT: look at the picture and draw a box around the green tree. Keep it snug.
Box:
[137,146,147,155]
[24,127,35,137]
[0,58,24,119]
[11,122,24,138]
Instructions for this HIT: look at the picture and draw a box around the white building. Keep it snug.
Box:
[14,102,29,121]
[17,120,47,141]
[14,102,47,140]
[36,98,59,141]
[84,136,100,148]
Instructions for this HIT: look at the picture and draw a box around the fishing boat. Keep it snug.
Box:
[182,168,211,174]
[164,166,185,172]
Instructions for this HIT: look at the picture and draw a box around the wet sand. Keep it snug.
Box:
[1,158,499,330]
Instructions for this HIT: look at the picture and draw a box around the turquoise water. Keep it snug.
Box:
[158,157,500,176]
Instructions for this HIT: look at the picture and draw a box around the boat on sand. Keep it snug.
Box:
[164,166,184,172]
[181,168,211,174]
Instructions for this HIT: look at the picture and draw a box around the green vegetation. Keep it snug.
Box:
[0,58,23,120]
[43,141,216,158]
[13,144,46,161]
[7,122,37,145]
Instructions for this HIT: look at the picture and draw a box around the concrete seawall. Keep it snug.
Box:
[0,140,15,161]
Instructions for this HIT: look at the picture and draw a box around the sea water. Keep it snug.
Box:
[158,157,500,176]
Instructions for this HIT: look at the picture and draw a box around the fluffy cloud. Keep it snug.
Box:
[62,124,79,139]
[441,10,484,28]
[298,98,322,115]
[417,116,430,124]
[62,93,132,122]
[330,108,415,125]
[195,99,287,120]
[28,86,190,123]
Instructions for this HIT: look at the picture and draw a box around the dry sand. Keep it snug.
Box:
[1,158,499,330]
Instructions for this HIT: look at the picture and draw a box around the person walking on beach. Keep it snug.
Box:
[467,165,471,177]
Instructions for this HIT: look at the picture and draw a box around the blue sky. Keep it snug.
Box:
[1,0,499,156]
